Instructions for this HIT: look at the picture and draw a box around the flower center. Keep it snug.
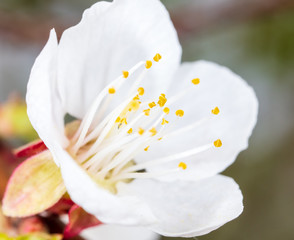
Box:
[65,53,222,193]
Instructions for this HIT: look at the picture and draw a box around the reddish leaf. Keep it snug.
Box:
[64,205,101,239]
[14,139,47,158]
[0,141,19,199]
[18,216,47,234]
[48,197,75,215]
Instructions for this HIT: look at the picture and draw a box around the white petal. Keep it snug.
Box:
[57,0,181,118]
[26,29,68,165]
[122,175,243,237]
[136,60,258,181]
[54,144,157,226]
[82,225,159,240]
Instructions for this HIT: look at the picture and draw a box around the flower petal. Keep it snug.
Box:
[26,29,68,166]
[2,150,66,217]
[57,0,181,118]
[122,175,243,237]
[81,225,160,240]
[54,144,157,226]
[136,60,258,181]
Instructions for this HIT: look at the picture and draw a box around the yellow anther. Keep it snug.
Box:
[158,137,162,141]
[138,127,145,135]
[148,102,156,108]
[157,93,167,107]
[149,127,157,136]
[133,95,140,100]
[122,71,129,78]
[121,118,127,125]
[144,146,150,151]
[214,139,222,148]
[138,87,145,96]
[145,60,152,69]
[211,107,220,115]
[143,109,150,116]
[127,128,133,134]
[192,78,200,85]
[108,88,116,94]
[175,109,184,117]
[161,118,169,125]
[178,162,187,170]
[153,53,162,62]
[158,100,166,107]
[115,117,121,123]
[163,107,170,114]
[129,100,140,112]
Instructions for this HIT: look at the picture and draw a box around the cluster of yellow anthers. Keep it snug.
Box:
[71,53,223,183]
[102,53,222,173]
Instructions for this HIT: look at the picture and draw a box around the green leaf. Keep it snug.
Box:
[0,233,12,239]
[16,233,63,240]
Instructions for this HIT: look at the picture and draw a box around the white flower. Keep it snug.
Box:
[26,0,258,237]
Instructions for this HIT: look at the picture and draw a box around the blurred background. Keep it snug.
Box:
[0,0,294,239]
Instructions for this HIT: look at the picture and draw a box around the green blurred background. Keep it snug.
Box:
[0,0,294,239]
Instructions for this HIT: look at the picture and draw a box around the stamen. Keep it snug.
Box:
[178,162,187,170]
[148,102,156,108]
[138,87,145,96]
[72,61,145,151]
[138,127,145,135]
[175,109,184,117]
[123,71,129,78]
[112,169,180,182]
[127,128,133,134]
[158,93,167,107]
[120,118,128,125]
[192,78,200,85]
[81,95,137,146]
[145,60,152,69]
[153,53,162,62]
[161,118,169,125]
[128,100,140,112]
[82,134,138,171]
[79,94,140,160]
[133,95,140,100]
[68,54,224,188]
[163,107,170,114]
[143,109,150,116]
[149,127,157,136]
[123,143,212,173]
[211,107,220,115]
[108,88,116,94]
[214,139,222,147]
[98,137,151,177]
